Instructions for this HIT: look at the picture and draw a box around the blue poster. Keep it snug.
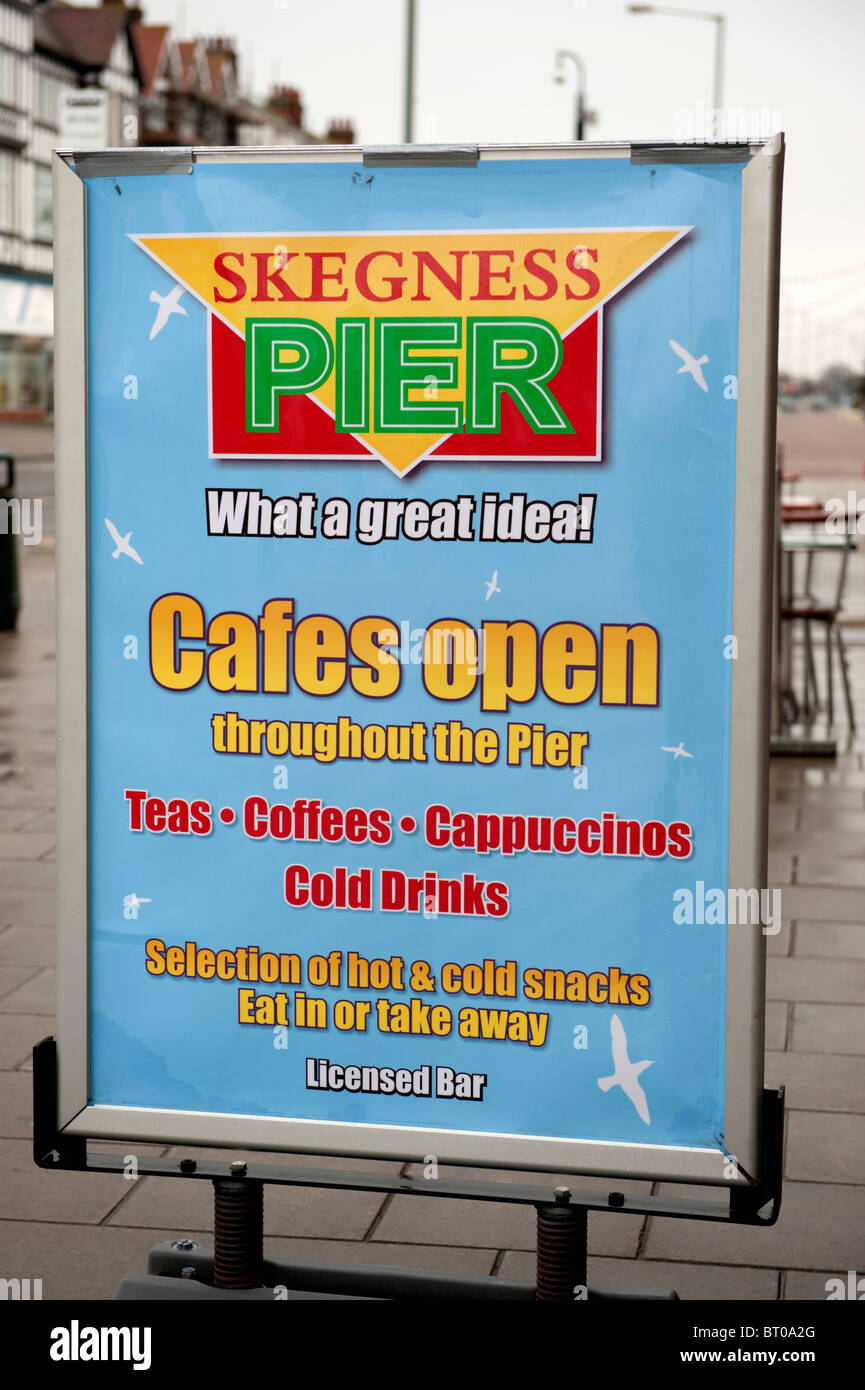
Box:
[83,152,748,1164]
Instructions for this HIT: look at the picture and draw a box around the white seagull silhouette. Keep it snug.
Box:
[484,570,501,601]
[149,285,187,340]
[661,742,693,759]
[670,339,709,392]
[105,517,143,565]
[598,1014,653,1125]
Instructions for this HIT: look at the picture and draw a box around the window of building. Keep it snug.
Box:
[0,152,15,232]
[36,72,61,126]
[0,49,18,108]
[34,166,52,242]
[147,95,167,132]
[0,334,53,415]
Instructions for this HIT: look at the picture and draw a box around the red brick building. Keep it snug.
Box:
[131,25,355,149]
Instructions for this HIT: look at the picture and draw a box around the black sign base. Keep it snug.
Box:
[33,1037,784,1303]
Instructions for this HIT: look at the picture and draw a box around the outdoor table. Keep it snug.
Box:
[777,520,856,737]
[784,503,823,519]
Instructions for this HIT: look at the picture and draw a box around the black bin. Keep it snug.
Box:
[0,453,20,631]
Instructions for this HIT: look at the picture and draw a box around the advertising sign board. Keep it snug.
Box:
[58,90,109,151]
[54,138,783,1183]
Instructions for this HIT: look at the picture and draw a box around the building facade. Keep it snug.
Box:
[0,1,52,416]
[0,0,356,419]
[0,0,139,417]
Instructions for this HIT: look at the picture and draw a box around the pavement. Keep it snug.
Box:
[0,411,863,1301]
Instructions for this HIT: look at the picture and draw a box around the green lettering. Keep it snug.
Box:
[467,317,572,433]
[246,318,334,432]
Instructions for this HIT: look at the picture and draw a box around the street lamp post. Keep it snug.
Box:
[404,0,416,143]
[626,5,725,112]
[554,50,593,142]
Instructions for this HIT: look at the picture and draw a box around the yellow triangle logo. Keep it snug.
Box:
[133,228,688,474]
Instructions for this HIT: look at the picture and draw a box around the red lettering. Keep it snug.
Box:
[522,248,558,301]
[668,821,693,858]
[411,250,467,301]
[577,817,601,854]
[243,795,269,839]
[144,797,167,832]
[191,800,213,835]
[125,788,148,831]
[284,864,310,905]
[471,249,516,300]
[565,247,600,300]
[307,251,348,302]
[485,882,509,917]
[368,807,392,844]
[213,251,246,304]
[424,804,450,847]
[251,250,299,302]
[355,251,406,302]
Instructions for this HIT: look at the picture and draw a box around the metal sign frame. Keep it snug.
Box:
[52,137,783,1187]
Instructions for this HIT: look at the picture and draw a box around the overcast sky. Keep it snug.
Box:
[92,0,865,376]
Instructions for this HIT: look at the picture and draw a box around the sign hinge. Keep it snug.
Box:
[363,144,478,168]
[630,142,752,165]
[72,147,194,179]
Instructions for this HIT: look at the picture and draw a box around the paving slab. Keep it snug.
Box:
[785,1269,859,1300]
[0,1137,140,1226]
[767,806,799,832]
[768,832,865,859]
[0,925,55,967]
[766,956,865,1004]
[0,1221,192,1301]
[115,1177,390,1243]
[798,808,865,832]
[794,920,865,959]
[106,1147,400,1242]
[0,832,56,860]
[0,1013,52,1070]
[0,888,54,925]
[780,886,865,924]
[764,1000,789,1051]
[766,919,793,956]
[0,964,40,1002]
[796,788,865,808]
[767,853,794,883]
[0,966,54,1014]
[645,1181,865,1269]
[0,785,56,812]
[802,768,865,789]
[791,1002,865,1054]
[17,810,55,834]
[784,1111,865,1185]
[795,857,865,886]
[0,1068,34,1138]
[0,860,54,892]
[373,1177,647,1257]
[0,810,48,832]
[764,1050,865,1113]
